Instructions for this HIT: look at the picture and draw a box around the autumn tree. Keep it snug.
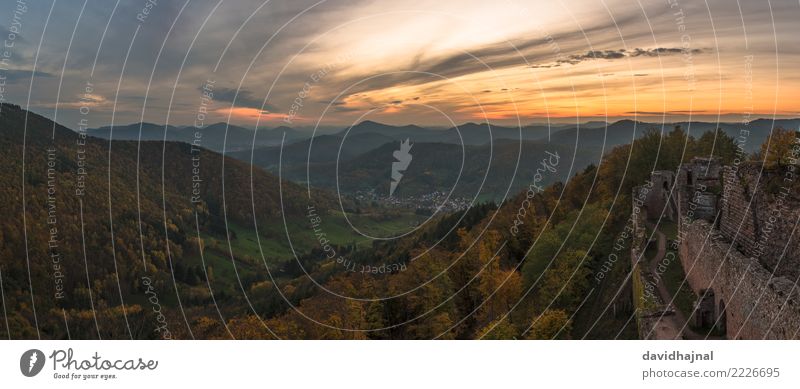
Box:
[477,318,518,339]
[449,228,484,336]
[527,309,572,339]
[477,230,504,323]
[758,127,799,167]
[537,249,591,311]
[694,128,739,164]
[387,250,456,339]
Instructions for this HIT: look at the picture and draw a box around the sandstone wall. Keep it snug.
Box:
[637,157,800,339]
[680,220,800,339]
[719,163,800,280]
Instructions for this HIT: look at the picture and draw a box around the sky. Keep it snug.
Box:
[0,0,798,129]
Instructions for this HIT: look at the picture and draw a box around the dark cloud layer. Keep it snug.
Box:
[209,86,279,112]
[555,47,706,65]
[0,69,54,82]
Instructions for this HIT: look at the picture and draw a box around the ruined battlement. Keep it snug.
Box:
[677,157,722,225]
[633,155,800,339]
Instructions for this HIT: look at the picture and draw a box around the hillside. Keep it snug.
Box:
[296,140,600,200]
[0,104,340,339]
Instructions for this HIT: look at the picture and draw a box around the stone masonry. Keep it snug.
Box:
[634,155,800,339]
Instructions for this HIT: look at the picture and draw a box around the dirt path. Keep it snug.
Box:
[644,222,705,340]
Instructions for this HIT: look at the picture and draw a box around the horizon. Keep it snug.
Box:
[3,102,798,131]
[86,115,800,131]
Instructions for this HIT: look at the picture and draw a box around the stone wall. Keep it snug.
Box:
[679,220,800,339]
[644,155,800,339]
[718,163,800,280]
[676,157,722,229]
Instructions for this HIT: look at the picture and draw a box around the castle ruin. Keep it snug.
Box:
[631,156,800,339]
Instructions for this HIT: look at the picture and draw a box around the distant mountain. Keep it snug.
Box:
[87,122,309,152]
[84,117,798,203]
[230,118,797,199]
[230,132,396,169]
[336,120,552,145]
[581,121,611,129]
[546,120,649,149]
[337,120,433,140]
[680,119,800,152]
[233,121,556,171]
[545,119,800,152]
[89,118,798,157]
[286,140,602,199]
[527,121,608,130]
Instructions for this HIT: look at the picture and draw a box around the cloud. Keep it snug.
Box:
[0,25,24,43]
[555,47,706,65]
[322,6,678,99]
[329,43,706,100]
[630,47,705,57]
[208,86,279,113]
[625,110,710,115]
[529,63,560,69]
[0,69,54,82]
[333,105,361,113]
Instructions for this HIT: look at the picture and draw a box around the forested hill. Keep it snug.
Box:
[0,103,769,340]
[0,103,332,339]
